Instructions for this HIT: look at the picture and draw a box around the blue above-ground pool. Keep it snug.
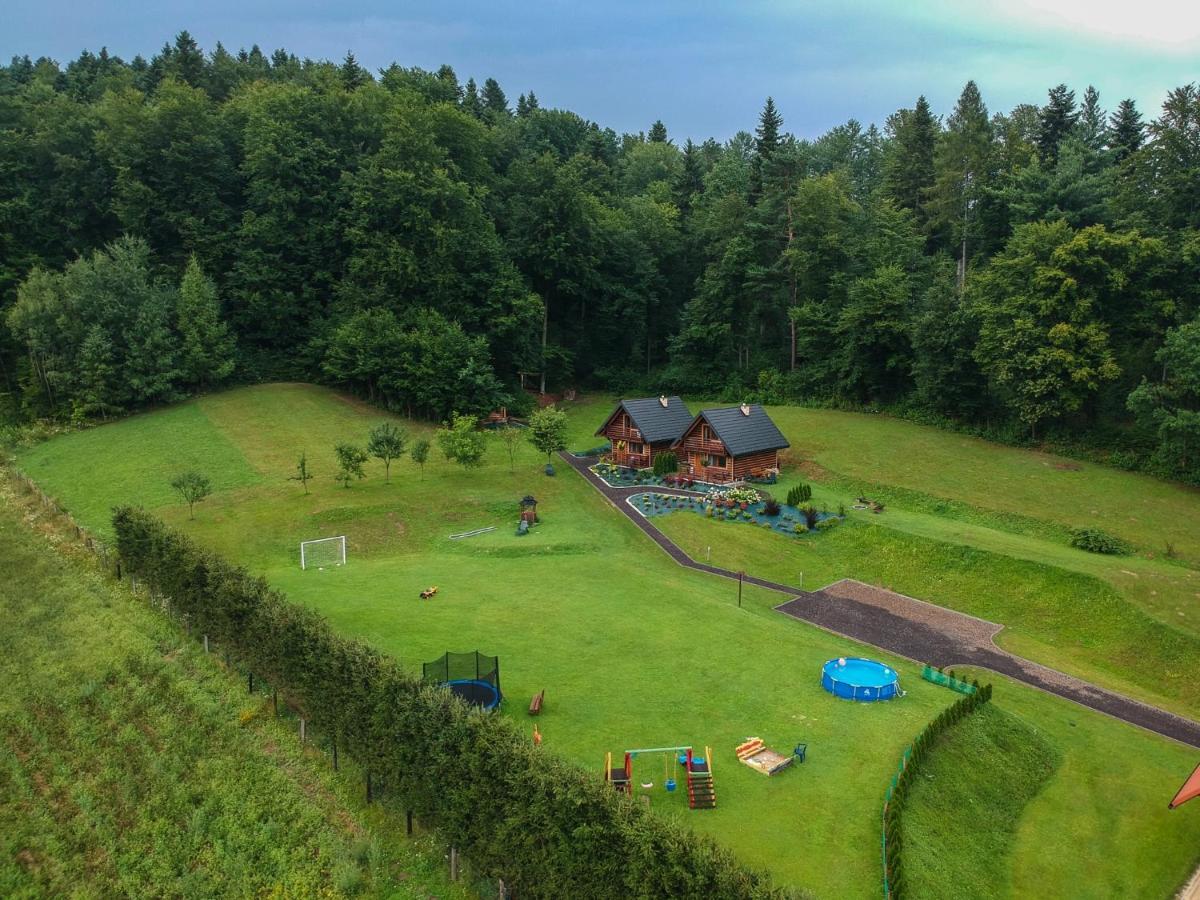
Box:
[822,657,900,701]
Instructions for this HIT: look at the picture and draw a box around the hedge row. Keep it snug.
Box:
[881,680,993,898]
[112,507,792,900]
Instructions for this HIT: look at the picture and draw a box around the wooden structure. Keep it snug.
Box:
[595,396,693,469]
[605,751,631,795]
[685,746,716,809]
[735,737,794,776]
[529,689,545,715]
[673,403,789,484]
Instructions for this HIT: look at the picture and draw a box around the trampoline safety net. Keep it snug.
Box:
[422,651,502,709]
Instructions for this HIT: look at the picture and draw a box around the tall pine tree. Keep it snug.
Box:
[1037,83,1078,163]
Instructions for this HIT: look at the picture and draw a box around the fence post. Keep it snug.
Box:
[450,847,459,882]
[332,738,339,771]
[366,771,373,804]
[406,810,414,835]
[300,718,306,743]
[203,635,209,654]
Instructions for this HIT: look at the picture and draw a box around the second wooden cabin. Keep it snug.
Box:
[674,403,789,483]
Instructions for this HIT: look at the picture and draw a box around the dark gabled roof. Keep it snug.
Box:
[596,396,693,443]
[688,404,790,457]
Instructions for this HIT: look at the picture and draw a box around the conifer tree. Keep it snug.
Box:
[928,81,993,289]
[169,30,206,89]
[674,139,705,215]
[1076,85,1107,149]
[1037,83,1079,163]
[481,77,509,117]
[1109,98,1144,160]
[340,51,367,89]
[462,77,484,118]
[648,119,668,143]
[178,255,235,389]
[883,95,938,226]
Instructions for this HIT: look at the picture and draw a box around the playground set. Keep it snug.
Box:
[604,746,717,809]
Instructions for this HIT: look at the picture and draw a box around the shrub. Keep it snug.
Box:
[652,451,678,477]
[800,506,820,529]
[1069,527,1130,555]
[761,495,781,517]
[793,522,807,534]
[815,517,838,531]
[786,483,812,507]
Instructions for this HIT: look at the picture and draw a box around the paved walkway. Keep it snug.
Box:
[562,453,1200,748]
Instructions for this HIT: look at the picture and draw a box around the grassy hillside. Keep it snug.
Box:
[12,383,1200,897]
[0,477,465,899]
[900,703,1061,899]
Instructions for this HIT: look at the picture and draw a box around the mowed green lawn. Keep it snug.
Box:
[15,384,1200,897]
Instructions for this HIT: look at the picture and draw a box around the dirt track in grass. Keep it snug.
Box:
[563,452,1200,748]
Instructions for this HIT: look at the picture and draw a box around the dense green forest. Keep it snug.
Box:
[2,34,1198,480]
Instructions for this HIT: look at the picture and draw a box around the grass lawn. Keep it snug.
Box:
[14,383,1200,897]
[0,476,465,899]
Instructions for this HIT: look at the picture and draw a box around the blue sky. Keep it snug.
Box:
[5,1,1198,140]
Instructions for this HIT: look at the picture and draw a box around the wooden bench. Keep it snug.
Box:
[419,585,439,600]
[529,689,545,715]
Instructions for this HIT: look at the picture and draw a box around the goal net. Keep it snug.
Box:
[300,535,346,570]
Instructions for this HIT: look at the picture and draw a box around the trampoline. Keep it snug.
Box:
[423,650,502,710]
[821,657,899,701]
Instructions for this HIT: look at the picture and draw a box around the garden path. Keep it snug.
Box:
[562,453,1200,748]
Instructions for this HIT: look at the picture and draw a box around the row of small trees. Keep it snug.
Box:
[882,681,994,898]
[291,407,572,491]
[110,507,790,899]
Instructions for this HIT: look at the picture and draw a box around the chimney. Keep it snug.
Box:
[740,402,751,416]
[659,395,669,408]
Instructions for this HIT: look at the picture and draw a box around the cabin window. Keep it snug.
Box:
[628,442,643,455]
[700,424,712,442]
[701,453,726,468]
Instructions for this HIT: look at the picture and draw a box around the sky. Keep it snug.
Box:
[5,0,1199,140]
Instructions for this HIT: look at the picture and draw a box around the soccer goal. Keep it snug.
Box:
[300,535,346,570]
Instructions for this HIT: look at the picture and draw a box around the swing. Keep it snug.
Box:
[664,751,677,793]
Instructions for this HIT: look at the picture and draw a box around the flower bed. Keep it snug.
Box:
[590,463,724,493]
[630,491,842,536]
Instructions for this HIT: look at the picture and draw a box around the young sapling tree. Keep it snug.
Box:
[290,451,313,494]
[436,414,487,469]
[411,438,430,478]
[528,405,568,465]
[170,470,212,519]
[499,425,523,472]
[334,443,369,487]
[367,422,408,482]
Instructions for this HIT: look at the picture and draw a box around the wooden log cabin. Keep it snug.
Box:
[674,403,789,483]
[595,396,693,469]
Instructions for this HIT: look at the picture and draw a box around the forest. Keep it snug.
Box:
[1,33,1198,481]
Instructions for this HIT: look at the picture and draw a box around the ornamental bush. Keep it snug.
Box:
[786,484,812,507]
[111,508,788,900]
[1069,527,1130,555]
[652,451,678,476]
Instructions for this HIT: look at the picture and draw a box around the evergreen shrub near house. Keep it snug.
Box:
[111,508,789,900]
[652,451,679,476]
[786,484,812,507]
